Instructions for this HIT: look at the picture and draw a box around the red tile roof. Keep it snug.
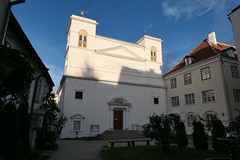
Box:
[165,39,237,75]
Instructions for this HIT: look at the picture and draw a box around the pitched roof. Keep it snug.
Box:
[165,39,237,75]
[8,12,54,87]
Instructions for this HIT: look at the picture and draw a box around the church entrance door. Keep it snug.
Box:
[113,110,123,130]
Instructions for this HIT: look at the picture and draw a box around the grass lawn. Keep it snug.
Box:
[100,146,228,160]
[30,150,51,160]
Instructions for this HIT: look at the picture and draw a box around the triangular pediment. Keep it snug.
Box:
[70,113,85,119]
[95,45,145,62]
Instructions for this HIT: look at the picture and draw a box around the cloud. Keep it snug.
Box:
[162,0,227,21]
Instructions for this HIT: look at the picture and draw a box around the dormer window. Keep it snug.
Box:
[184,56,195,66]
[150,46,157,61]
[79,29,88,47]
[223,48,234,58]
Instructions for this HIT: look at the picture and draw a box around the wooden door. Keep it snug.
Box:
[114,110,123,130]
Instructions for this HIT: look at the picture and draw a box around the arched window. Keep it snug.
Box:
[150,46,157,61]
[186,113,196,127]
[79,29,88,47]
[203,111,216,125]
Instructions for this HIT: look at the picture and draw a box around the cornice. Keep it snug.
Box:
[95,45,145,62]
[164,55,220,79]
[164,55,239,79]
[136,35,163,44]
[63,75,166,89]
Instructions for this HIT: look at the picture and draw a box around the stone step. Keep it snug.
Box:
[96,130,147,140]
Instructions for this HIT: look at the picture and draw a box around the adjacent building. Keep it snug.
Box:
[164,32,240,134]
[228,5,240,59]
[56,15,166,138]
[0,0,25,45]
[5,12,54,147]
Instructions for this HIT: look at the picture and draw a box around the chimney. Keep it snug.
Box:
[208,31,217,45]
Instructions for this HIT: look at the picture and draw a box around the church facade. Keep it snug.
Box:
[56,15,166,138]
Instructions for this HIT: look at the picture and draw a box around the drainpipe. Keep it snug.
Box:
[219,55,233,124]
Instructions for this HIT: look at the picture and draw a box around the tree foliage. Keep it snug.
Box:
[36,93,66,149]
[226,111,240,159]
[143,114,173,152]
[0,45,34,105]
[227,110,240,136]
[192,121,208,149]
[0,100,31,160]
[0,45,34,159]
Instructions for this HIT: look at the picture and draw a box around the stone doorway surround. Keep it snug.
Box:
[108,97,132,130]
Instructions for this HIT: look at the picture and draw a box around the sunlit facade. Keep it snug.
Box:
[56,15,166,138]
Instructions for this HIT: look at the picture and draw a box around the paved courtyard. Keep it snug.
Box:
[47,137,205,160]
[49,140,108,160]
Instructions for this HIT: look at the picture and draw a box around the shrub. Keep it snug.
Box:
[227,110,240,139]
[210,116,227,152]
[176,122,188,147]
[18,100,31,159]
[192,121,208,149]
[143,114,173,152]
[0,102,20,159]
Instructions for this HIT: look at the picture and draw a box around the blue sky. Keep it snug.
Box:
[11,0,239,91]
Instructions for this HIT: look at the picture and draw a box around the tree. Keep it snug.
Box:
[18,100,31,159]
[0,45,34,160]
[227,109,240,138]
[143,114,173,152]
[36,93,65,149]
[192,121,208,149]
[176,122,188,147]
[226,110,240,160]
[0,102,20,160]
[0,45,34,106]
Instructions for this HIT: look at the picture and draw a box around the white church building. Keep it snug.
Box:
[56,14,166,138]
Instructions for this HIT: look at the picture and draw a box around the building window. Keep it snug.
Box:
[184,73,192,85]
[184,93,195,105]
[201,67,211,80]
[231,65,239,78]
[202,89,215,103]
[170,78,177,89]
[224,49,235,58]
[186,114,196,127]
[184,56,195,66]
[233,89,240,102]
[150,46,157,61]
[153,97,159,104]
[75,91,83,99]
[79,29,88,47]
[73,120,81,131]
[171,96,179,107]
